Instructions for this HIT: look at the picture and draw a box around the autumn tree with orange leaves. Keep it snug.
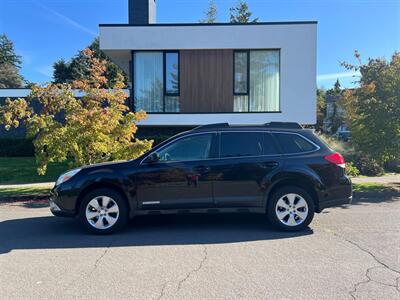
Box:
[0,49,152,175]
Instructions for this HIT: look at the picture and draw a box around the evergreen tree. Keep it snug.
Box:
[326,79,344,134]
[52,38,126,87]
[53,59,73,83]
[0,34,24,88]
[200,0,218,23]
[229,0,258,23]
[316,88,326,132]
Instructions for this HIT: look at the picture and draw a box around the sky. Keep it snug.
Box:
[0,0,399,89]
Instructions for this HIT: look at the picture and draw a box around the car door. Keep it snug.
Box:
[135,132,217,210]
[212,131,281,208]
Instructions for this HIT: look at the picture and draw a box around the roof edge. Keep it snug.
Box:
[99,21,317,27]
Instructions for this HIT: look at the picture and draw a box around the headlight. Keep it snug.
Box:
[55,169,81,186]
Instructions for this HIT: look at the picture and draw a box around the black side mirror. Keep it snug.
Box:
[146,152,160,163]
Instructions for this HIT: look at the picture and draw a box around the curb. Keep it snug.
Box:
[353,191,400,198]
[0,194,50,203]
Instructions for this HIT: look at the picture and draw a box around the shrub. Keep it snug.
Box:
[0,138,34,156]
[351,154,384,176]
[345,162,360,177]
[318,133,354,158]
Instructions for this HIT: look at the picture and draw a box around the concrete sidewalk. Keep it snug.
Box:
[352,174,400,185]
[0,182,54,189]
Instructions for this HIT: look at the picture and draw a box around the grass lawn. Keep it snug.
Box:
[0,157,69,184]
[353,183,397,193]
[0,187,51,197]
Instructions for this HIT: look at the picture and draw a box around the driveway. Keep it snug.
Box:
[0,194,399,300]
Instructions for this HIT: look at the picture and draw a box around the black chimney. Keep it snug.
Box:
[129,0,156,24]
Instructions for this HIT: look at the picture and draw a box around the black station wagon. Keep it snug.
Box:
[50,122,352,234]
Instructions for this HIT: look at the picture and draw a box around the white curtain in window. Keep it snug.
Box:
[134,52,163,112]
[249,51,280,112]
[165,96,180,112]
[234,95,249,112]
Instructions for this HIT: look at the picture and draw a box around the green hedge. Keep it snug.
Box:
[0,138,35,157]
[0,135,170,157]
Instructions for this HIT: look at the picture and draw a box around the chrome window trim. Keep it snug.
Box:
[139,130,320,165]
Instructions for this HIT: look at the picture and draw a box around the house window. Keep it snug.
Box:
[234,50,280,112]
[133,51,180,112]
[165,52,179,95]
[234,51,248,94]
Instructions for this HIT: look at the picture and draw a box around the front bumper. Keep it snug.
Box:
[49,197,75,217]
[49,184,78,218]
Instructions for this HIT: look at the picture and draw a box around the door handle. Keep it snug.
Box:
[193,166,210,173]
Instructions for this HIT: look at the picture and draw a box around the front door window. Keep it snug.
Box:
[157,134,213,162]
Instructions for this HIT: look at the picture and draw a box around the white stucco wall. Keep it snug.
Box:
[99,22,317,125]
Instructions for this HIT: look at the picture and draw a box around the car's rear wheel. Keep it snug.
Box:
[267,186,315,231]
[78,188,128,234]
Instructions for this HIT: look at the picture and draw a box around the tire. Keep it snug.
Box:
[267,186,315,232]
[78,188,128,234]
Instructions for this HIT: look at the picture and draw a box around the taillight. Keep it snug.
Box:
[324,152,345,168]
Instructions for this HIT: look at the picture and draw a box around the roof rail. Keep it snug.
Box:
[193,123,230,130]
[264,122,303,129]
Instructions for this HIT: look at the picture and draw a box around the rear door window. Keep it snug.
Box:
[264,133,280,155]
[220,132,263,158]
[274,133,317,154]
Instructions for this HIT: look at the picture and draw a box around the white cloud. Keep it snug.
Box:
[317,71,360,82]
[35,1,97,36]
[36,65,53,78]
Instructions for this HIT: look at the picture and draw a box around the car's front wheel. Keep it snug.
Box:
[78,188,128,234]
[267,186,315,231]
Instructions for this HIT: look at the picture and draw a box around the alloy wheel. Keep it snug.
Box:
[85,196,120,230]
[275,193,309,226]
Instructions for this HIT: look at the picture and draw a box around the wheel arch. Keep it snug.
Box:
[76,182,130,214]
[265,176,321,212]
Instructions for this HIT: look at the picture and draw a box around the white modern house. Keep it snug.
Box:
[99,0,317,126]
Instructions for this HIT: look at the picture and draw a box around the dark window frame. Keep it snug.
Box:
[163,51,180,97]
[233,50,250,97]
[131,50,180,113]
[233,49,281,113]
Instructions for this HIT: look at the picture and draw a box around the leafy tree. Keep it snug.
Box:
[1,49,152,175]
[316,88,326,132]
[53,38,126,88]
[0,34,24,88]
[229,0,259,23]
[200,0,218,23]
[341,51,400,163]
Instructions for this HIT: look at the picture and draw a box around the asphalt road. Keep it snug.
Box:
[1,194,399,300]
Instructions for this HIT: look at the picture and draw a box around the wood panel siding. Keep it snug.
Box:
[180,50,233,113]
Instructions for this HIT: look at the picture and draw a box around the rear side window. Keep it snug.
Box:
[220,132,263,158]
[274,133,317,154]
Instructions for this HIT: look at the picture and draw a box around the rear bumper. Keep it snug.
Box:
[317,175,352,212]
[318,195,352,211]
